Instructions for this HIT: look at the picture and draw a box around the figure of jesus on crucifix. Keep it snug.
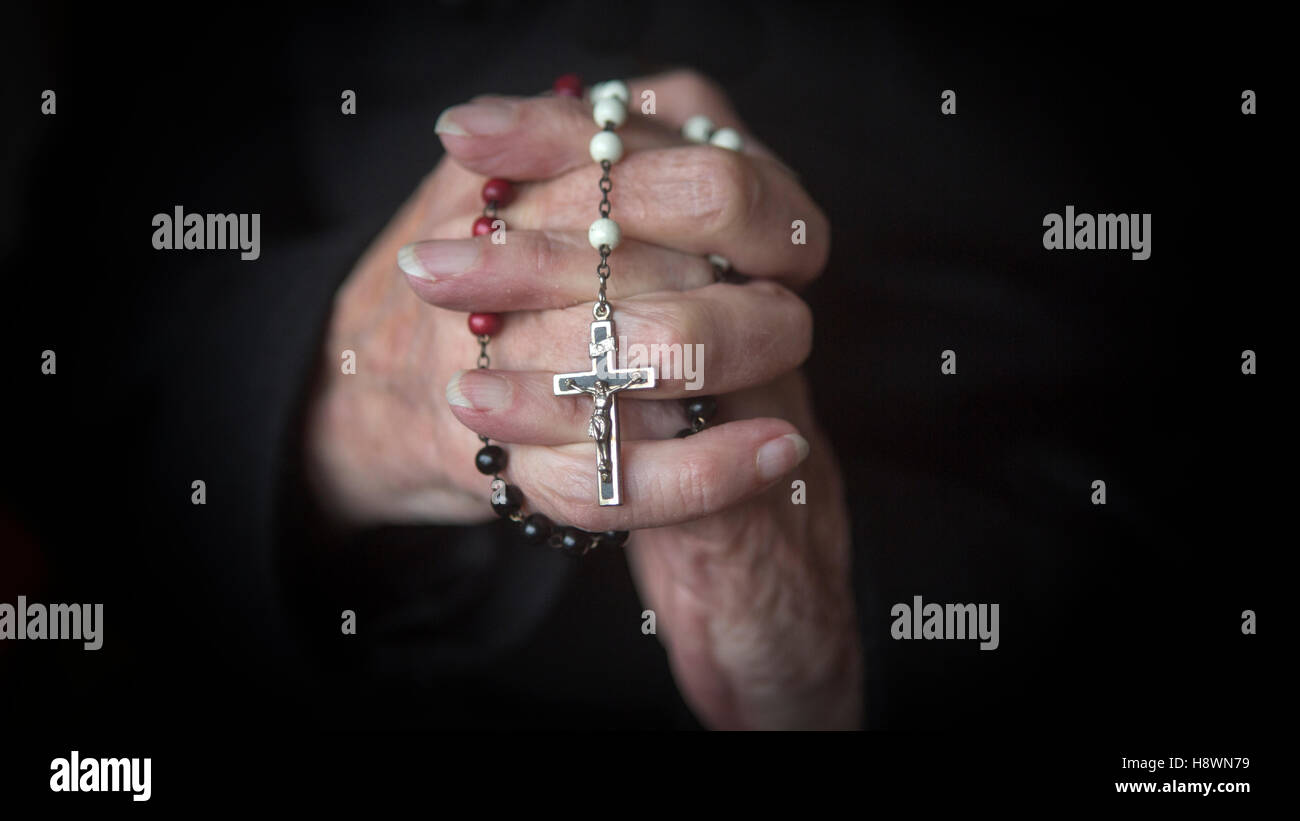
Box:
[563,374,645,481]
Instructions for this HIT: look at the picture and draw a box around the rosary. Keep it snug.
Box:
[457,74,734,555]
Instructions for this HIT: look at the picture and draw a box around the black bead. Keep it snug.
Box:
[674,428,694,438]
[475,445,507,475]
[684,396,717,422]
[490,483,523,517]
[520,513,553,545]
[597,530,629,548]
[558,527,591,553]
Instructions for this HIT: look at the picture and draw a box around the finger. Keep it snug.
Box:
[628,69,746,131]
[628,69,791,166]
[398,230,715,311]
[435,94,685,182]
[507,418,810,532]
[505,147,829,286]
[445,368,697,445]
[484,280,813,396]
[436,70,782,184]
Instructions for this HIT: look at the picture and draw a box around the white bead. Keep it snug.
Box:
[590,80,630,105]
[709,127,743,151]
[588,218,621,250]
[593,97,627,129]
[707,254,731,272]
[682,114,714,143]
[589,131,624,164]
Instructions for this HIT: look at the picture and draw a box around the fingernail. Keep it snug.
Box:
[446,369,512,411]
[435,100,516,137]
[398,240,479,281]
[433,107,469,136]
[756,433,809,481]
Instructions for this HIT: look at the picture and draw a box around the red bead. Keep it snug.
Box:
[553,73,583,98]
[472,216,495,237]
[481,178,515,207]
[468,313,503,336]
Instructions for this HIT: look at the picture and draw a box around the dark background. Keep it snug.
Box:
[0,0,1280,784]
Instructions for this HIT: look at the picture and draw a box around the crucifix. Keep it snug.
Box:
[553,319,656,506]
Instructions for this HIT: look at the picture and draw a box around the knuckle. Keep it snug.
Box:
[790,295,814,366]
[543,461,597,525]
[532,230,562,277]
[777,288,814,367]
[666,451,715,515]
[639,297,703,353]
[679,148,756,237]
[753,282,813,367]
[523,94,582,139]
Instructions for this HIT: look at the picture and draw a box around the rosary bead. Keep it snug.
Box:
[476,444,508,475]
[588,217,621,250]
[589,130,624,165]
[597,530,629,548]
[467,312,502,336]
[553,73,583,98]
[709,127,744,151]
[589,79,630,105]
[472,215,495,237]
[558,526,591,553]
[684,395,717,422]
[481,178,515,207]
[490,481,523,516]
[592,97,628,130]
[520,513,553,545]
[682,114,714,143]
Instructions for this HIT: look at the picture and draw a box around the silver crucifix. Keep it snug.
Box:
[553,319,656,505]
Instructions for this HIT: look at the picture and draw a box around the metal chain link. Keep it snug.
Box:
[476,333,492,447]
[598,159,612,217]
[594,158,614,320]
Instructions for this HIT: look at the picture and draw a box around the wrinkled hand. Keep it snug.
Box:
[304,71,860,729]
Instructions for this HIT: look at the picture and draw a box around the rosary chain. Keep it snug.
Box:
[598,155,613,217]
[594,157,614,320]
[477,331,493,448]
